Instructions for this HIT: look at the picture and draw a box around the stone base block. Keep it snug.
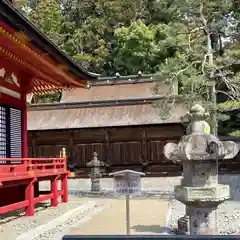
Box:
[175,184,230,205]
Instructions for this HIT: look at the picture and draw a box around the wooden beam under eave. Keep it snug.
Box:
[57,64,69,72]
[0,48,64,90]
[21,41,86,87]
[34,79,56,93]
[46,65,85,88]
[35,71,63,86]
[32,79,47,95]
[33,87,44,95]
[0,28,84,88]
[28,48,86,88]
[31,79,44,95]
[39,52,57,66]
[36,82,49,92]
[1,26,86,88]
[14,31,31,44]
[0,41,61,87]
[32,78,65,94]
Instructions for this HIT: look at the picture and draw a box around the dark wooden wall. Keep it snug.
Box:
[28,126,240,177]
[28,123,184,177]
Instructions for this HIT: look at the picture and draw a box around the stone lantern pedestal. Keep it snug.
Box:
[175,177,229,234]
[164,104,239,235]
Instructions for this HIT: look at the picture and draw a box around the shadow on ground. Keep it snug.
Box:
[131,225,172,234]
[0,202,48,224]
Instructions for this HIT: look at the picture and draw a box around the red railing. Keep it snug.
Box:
[0,149,69,216]
[0,157,67,181]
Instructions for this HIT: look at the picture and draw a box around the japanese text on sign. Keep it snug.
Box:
[113,175,141,196]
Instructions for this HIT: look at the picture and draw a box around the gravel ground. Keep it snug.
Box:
[0,195,93,240]
[168,174,240,235]
[169,199,240,235]
[33,201,106,240]
[2,175,240,239]
[0,177,177,240]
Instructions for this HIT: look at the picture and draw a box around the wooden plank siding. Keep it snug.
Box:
[28,125,240,177]
[28,123,184,177]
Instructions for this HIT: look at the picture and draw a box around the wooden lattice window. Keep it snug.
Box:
[0,106,7,164]
[10,108,22,158]
[0,105,22,163]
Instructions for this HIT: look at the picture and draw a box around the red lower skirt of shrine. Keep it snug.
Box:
[0,157,69,216]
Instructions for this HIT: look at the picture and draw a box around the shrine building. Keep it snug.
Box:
[0,0,95,216]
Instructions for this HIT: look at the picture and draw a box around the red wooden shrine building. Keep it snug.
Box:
[0,0,95,216]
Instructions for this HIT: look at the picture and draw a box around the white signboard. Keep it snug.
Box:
[113,174,141,196]
[110,170,145,234]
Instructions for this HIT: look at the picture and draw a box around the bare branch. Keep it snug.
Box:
[199,0,213,65]
[172,61,201,82]
[201,54,208,74]
[199,0,207,28]
[217,69,240,97]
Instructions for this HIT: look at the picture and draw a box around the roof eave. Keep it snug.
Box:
[28,96,166,111]
[0,0,99,80]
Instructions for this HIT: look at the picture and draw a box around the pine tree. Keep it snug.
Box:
[153,0,240,135]
[16,0,239,122]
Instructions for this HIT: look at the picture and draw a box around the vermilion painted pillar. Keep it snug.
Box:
[51,177,58,207]
[61,148,68,203]
[61,174,68,203]
[25,179,34,216]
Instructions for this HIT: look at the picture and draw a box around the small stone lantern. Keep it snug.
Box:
[86,152,105,192]
[164,104,239,235]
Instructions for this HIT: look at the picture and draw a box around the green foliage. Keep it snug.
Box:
[153,0,240,134]
[14,0,28,10]
[111,20,165,74]
[59,0,151,73]
[18,0,239,134]
[22,0,239,78]
[17,0,67,104]
[218,100,240,111]
[217,100,240,136]
[230,130,240,137]
[27,0,66,48]
[33,93,61,104]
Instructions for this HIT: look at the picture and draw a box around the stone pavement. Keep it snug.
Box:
[70,198,169,235]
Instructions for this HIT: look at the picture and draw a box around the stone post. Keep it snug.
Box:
[164,104,239,235]
[86,152,105,192]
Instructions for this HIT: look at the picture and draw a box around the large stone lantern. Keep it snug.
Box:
[86,152,105,191]
[164,104,239,235]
